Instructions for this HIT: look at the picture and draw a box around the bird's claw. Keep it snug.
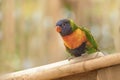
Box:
[67,56,75,61]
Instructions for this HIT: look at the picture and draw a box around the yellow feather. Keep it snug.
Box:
[62,29,87,49]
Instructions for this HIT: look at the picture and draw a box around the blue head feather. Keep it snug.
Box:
[56,19,73,36]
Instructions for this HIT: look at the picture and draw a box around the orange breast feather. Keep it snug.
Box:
[62,29,87,49]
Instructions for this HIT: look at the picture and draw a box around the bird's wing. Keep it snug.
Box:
[80,27,99,51]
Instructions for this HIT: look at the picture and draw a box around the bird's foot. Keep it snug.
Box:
[81,53,88,57]
[67,56,75,61]
[81,52,105,60]
[68,52,105,64]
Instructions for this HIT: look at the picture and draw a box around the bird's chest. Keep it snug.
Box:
[62,29,87,49]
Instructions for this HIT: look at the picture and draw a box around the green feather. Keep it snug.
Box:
[65,45,74,56]
[69,19,99,54]
[70,19,78,31]
[80,27,99,53]
[66,19,99,54]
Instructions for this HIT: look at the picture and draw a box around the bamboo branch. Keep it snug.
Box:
[0,53,120,80]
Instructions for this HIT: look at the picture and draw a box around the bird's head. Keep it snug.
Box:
[56,19,78,36]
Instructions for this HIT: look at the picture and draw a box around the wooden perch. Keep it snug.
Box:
[0,53,120,80]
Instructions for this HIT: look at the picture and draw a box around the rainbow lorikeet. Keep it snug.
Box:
[56,19,99,57]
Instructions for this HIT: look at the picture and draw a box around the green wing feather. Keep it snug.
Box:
[69,19,99,54]
[80,27,99,53]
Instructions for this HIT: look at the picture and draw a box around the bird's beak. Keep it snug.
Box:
[56,26,61,32]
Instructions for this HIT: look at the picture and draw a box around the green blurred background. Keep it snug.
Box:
[0,0,120,74]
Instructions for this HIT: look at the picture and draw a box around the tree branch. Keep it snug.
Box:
[0,53,120,80]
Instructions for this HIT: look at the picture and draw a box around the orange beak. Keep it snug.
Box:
[56,26,61,32]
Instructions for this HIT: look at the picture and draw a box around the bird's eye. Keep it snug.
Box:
[62,23,66,27]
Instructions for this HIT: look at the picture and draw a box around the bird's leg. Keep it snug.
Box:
[81,53,89,58]
[81,52,104,60]
[94,52,99,58]
[67,56,75,61]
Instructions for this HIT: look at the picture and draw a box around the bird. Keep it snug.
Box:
[56,19,99,57]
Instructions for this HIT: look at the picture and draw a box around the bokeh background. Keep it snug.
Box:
[0,0,120,74]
